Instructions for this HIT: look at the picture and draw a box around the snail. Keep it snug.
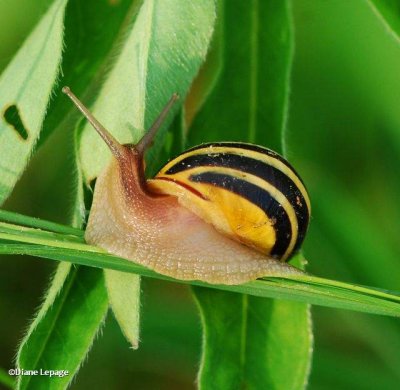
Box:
[63,87,310,285]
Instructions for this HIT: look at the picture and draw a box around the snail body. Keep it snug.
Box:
[63,88,310,285]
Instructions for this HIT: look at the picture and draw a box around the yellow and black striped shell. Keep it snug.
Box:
[148,142,311,262]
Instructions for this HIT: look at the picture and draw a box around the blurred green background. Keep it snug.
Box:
[1,1,400,389]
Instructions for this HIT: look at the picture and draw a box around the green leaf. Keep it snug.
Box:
[104,270,141,349]
[38,0,139,147]
[244,297,312,389]
[190,1,312,388]
[194,290,312,390]
[0,0,67,204]
[16,265,108,390]
[79,0,216,181]
[189,0,291,151]
[246,255,311,390]
[367,0,400,43]
[193,290,245,388]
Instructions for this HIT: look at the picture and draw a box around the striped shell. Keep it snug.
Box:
[148,142,311,262]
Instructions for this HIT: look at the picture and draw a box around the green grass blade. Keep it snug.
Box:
[1,219,400,316]
[2,242,400,317]
[0,0,68,204]
[0,209,83,236]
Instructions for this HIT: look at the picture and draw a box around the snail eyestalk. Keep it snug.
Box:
[62,86,125,159]
[135,93,179,154]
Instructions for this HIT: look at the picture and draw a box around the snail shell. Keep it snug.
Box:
[63,88,310,285]
[149,142,310,261]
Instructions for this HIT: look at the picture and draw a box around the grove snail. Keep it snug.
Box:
[63,87,311,285]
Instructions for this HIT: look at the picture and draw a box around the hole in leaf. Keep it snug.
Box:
[3,104,29,140]
[81,178,97,228]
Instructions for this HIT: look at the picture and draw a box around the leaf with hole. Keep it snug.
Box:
[0,0,68,204]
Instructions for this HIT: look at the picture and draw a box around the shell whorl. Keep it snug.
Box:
[149,142,311,262]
